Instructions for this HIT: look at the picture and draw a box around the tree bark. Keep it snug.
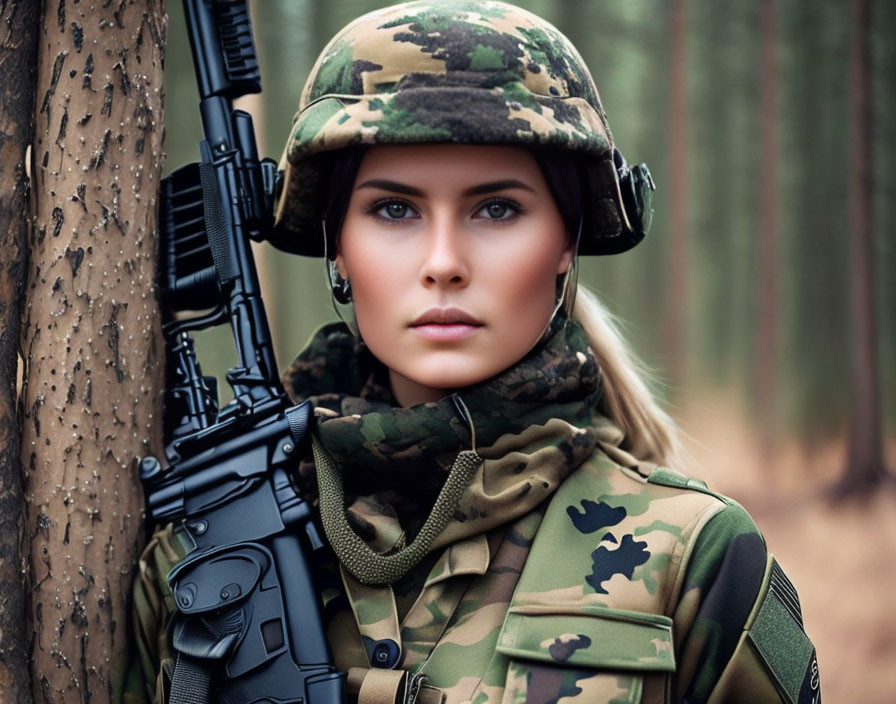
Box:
[0,3,39,702]
[20,2,166,702]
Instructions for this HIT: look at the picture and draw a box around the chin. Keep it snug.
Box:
[383,347,529,406]
[410,364,503,391]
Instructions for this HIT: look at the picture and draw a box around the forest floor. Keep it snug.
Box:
[679,393,896,704]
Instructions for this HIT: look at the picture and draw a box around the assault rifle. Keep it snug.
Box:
[138,1,345,702]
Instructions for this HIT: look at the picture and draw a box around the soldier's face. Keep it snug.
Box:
[336,144,573,407]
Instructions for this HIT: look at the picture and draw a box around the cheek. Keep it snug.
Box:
[489,236,565,319]
[338,231,407,336]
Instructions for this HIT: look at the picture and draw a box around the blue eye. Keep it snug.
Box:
[476,200,519,220]
[373,200,416,220]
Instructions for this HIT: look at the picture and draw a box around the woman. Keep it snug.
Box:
[132,2,819,702]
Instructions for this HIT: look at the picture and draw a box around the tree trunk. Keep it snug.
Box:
[0,3,39,702]
[757,0,779,474]
[665,0,688,385]
[839,0,891,496]
[20,2,166,702]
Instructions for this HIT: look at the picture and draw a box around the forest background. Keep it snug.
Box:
[157,1,896,701]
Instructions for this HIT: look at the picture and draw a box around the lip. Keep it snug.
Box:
[410,307,483,327]
[410,307,483,341]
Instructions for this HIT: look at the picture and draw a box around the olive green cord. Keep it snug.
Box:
[313,436,482,585]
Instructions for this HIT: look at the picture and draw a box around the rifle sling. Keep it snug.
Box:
[348,667,445,704]
[169,652,212,704]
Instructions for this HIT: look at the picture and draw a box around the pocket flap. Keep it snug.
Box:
[496,605,675,672]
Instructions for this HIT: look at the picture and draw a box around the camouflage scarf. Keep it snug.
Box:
[282,318,603,554]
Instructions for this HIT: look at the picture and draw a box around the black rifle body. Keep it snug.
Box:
[140,1,345,702]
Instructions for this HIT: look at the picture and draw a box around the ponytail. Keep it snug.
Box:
[572,285,686,470]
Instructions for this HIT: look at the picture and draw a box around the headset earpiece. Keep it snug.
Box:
[613,148,656,246]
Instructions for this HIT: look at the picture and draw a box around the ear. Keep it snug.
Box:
[334,251,348,278]
[557,244,575,275]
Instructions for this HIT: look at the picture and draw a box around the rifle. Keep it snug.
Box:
[139,1,345,701]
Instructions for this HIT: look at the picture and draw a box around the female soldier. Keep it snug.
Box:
[132,2,820,702]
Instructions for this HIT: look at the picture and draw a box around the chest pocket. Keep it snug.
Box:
[495,605,675,704]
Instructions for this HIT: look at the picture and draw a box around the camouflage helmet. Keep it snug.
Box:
[272,0,653,257]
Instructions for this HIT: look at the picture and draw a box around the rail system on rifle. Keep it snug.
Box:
[138,1,345,701]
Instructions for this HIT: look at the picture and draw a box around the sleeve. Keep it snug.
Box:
[672,503,821,704]
[123,522,190,704]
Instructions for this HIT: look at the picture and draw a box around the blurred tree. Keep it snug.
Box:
[686,2,760,396]
[778,0,851,443]
[0,4,38,701]
[20,2,166,701]
[872,0,896,431]
[757,0,780,470]
[665,0,688,385]
[838,0,893,496]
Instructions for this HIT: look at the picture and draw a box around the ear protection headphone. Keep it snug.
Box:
[611,148,656,254]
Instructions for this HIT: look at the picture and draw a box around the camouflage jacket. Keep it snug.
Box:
[130,321,820,703]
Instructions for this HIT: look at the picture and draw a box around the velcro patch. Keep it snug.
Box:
[748,559,820,704]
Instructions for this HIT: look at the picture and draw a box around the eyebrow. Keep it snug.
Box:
[355,178,536,197]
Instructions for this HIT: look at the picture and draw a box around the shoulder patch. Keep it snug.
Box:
[646,466,726,500]
[748,559,821,704]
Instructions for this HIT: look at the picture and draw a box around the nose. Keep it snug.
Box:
[418,214,470,288]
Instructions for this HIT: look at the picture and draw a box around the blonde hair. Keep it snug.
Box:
[572,285,685,470]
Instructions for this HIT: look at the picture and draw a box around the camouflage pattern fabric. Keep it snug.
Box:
[284,318,601,525]
[128,319,819,703]
[272,0,636,257]
[128,523,193,703]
